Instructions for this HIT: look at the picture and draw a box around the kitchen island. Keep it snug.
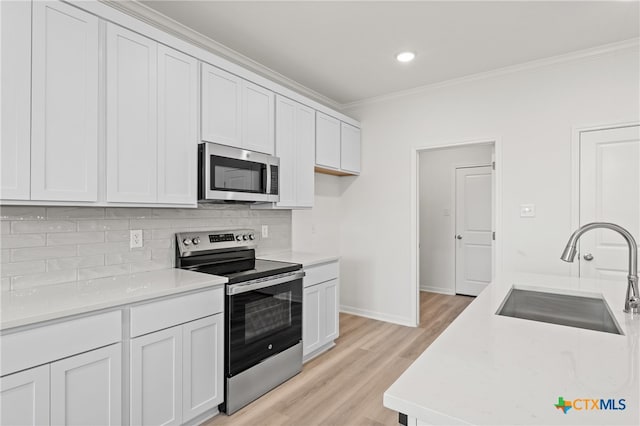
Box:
[384,273,640,426]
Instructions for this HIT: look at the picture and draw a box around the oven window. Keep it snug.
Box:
[210,156,266,193]
[244,291,292,343]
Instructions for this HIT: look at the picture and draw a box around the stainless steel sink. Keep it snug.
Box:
[497,288,623,335]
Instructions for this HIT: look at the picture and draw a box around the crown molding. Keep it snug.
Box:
[99,0,342,111]
[342,37,640,111]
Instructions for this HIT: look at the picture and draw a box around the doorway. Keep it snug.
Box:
[413,140,500,325]
[573,124,640,279]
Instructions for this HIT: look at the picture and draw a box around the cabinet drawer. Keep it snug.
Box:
[1,311,121,376]
[130,288,223,338]
[304,261,339,288]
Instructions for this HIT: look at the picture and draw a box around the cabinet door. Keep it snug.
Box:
[322,279,340,343]
[31,1,99,201]
[0,365,50,426]
[340,123,361,174]
[315,112,341,169]
[106,23,158,203]
[182,314,223,422]
[50,343,122,426]
[201,63,242,148]
[0,0,31,200]
[157,45,198,205]
[131,326,182,426]
[242,81,275,154]
[295,104,316,207]
[275,96,297,206]
[303,284,323,357]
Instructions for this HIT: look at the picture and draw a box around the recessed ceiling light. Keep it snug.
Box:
[396,51,416,63]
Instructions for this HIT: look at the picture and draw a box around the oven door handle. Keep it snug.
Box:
[226,271,305,295]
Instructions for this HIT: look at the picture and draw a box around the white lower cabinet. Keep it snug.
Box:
[131,326,183,426]
[0,344,121,426]
[182,315,223,421]
[0,364,50,426]
[302,261,340,361]
[50,344,122,426]
[130,313,224,426]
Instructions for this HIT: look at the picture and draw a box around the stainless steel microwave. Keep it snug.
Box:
[198,142,280,203]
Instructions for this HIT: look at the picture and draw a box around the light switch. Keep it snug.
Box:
[520,204,536,218]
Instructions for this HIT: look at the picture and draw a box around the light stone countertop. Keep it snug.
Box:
[259,250,340,268]
[0,268,227,331]
[384,272,640,425]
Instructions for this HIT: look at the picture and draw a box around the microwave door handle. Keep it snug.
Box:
[265,161,271,195]
[204,143,212,199]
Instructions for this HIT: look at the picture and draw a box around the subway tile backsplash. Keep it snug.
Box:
[0,205,291,290]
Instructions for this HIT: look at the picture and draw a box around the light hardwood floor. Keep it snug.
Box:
[206,291,474,426]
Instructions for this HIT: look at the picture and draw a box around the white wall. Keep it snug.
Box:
[292,45,640,326]
[292,173,343,254]
[419,144,494,294]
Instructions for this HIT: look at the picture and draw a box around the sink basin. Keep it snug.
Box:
[497,288,623,335]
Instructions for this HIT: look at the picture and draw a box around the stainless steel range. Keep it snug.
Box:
[175,229,303,415]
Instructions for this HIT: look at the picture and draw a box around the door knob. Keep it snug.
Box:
[455,234,463,240]
[583,253,594,261]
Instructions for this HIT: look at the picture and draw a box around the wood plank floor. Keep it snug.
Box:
[205,291,474,426]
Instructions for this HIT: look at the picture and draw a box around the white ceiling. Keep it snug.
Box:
[140,1,640,105]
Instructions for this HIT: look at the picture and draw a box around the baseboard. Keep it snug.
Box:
[339,305,416,327]
[420,285,455,295]
[303,341,335,364]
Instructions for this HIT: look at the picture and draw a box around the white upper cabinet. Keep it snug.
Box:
[201,63,242,148]
[201,63,275,154]
[274,95,314,208]
[1,0,31,200]
[157,45,198,205]
[315,112,341,170]
[106,23,158,203]
[242,81,275,154]
[340,123,361,174]
[296,104,316,206]
[275,97,297,207]
[31,1,99,201]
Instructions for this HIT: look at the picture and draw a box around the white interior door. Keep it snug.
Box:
[455,166,493,296]
[579,125,640,280]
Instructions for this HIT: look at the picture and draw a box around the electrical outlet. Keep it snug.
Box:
[130,229,143,248]
[262,225,269,239]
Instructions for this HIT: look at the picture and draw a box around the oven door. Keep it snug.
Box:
[226,271,303,377]
[200,142,279,203]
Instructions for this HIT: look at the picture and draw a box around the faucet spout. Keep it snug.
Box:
[560,222,639,314]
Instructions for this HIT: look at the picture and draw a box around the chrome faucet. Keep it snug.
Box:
[561,222,639,314]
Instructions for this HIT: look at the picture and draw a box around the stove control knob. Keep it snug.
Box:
[249,233,255,240]
[182,238,191,246]
[242,234,248,241]
[235,234,242,241]
[192,237,200,245]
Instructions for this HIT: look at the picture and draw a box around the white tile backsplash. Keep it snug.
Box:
[10,245,77,261]
[1,234,47,249]
[46,232,105,246]
[0,205,291,290]
[12,220,76,234]
[77,219,130,231]
[46,255,105,271]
